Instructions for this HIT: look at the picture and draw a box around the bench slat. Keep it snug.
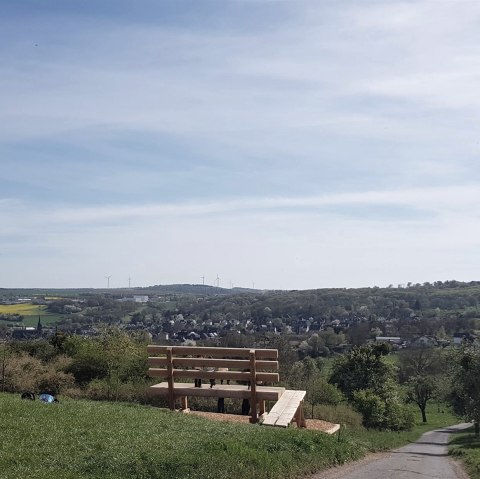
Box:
[148,357,278,371]
[147,345,278,360]
[148,368,279,383]
[149,382,285,401]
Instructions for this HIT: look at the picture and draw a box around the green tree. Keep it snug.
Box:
[448,346,480,436]
[406,375,436,423]
[398,347,445,422]
[330,345,413,430]
[329,344,395,400]
[306,378,343,418]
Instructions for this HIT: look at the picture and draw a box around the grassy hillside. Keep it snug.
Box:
[0,393,363,479]
[0,394,462,479]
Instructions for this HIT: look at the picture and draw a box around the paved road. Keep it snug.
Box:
[313,423,472,479]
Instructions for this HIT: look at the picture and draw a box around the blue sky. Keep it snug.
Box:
[1,0,479,289]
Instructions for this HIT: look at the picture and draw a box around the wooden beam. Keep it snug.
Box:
[249,349,257,423]
[147,345,278,360]
[148,382,285,401]
[147,357,279,371]
[166,347,175,410]
[148,368,279,383]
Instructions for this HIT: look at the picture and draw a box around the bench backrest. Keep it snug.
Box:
[147,346,279,384]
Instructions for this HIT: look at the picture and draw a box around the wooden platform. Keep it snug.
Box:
[149,382,285,401]
[262,390,306,428]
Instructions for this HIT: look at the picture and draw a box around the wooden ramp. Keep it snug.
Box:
[262,390,306,428]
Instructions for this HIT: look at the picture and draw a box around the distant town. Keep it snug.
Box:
[1,280,478,354]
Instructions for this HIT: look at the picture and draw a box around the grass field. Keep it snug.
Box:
[0,393,364,479]
[450,426,480,479]
[0,304,62,327]
[0,394,462,479]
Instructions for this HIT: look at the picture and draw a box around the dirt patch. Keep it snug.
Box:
[187,410,338,432]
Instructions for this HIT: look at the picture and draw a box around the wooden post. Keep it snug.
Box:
[249,349,257,423]
[259,399,266,416]
[180,396,189,411]
[296,401,307,428]
[166,347,175,410]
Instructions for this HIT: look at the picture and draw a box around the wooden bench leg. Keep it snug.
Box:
[259,400,266,416]
[295,401,307,428]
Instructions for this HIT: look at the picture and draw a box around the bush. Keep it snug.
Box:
[313,404,363,428]
[36,370,75,395]
[353,388,414,431]
[4,353,75,395]
[309,379,344,406]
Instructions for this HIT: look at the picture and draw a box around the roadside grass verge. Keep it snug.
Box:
[342,404,459,452]
[450,426,480,479]
[0,393,363,479]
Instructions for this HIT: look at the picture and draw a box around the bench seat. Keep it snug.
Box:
[149,382,285,401]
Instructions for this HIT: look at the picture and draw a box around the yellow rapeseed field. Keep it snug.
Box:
[0,303,43,315]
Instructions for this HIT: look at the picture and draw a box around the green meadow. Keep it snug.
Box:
[0,393,462,479]
[0,304,62,327]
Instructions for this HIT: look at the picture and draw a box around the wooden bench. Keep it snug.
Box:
[147,345,285,423]
[261,390,306,428]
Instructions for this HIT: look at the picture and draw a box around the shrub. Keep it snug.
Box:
[313,404,363,429]
[352,388,414,431]
[4,353,75,395]
[36,370,75,395]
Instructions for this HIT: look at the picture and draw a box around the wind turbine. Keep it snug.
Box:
[105,275,112,289]
[216,274,220,288]
[128,276,132,289]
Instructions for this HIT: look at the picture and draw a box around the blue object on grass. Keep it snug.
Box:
[39,393,55,403]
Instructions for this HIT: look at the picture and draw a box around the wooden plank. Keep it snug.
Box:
[148,368,279,383]
[249,349,257,423]
[147,357,279,371]
[166,347,175,410]
[262,391,296,426]
[295,400,306,428]
[262,390,306,427]
[149,382,285,401]
[274,391,306,427]
[147,345,278,360]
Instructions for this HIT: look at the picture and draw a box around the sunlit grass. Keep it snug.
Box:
[450,426,480,479]
[0,393,364,479]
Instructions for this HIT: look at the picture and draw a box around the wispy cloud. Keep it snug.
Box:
[1,1,479,288]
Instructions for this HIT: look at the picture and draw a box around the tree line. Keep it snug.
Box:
[1,329,479,435]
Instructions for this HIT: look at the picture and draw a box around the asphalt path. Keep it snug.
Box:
[312,423,472,479]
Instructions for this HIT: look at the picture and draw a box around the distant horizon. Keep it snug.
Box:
[2,278,478,292]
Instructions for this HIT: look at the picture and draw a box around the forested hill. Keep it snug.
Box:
[170,281,480,334]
